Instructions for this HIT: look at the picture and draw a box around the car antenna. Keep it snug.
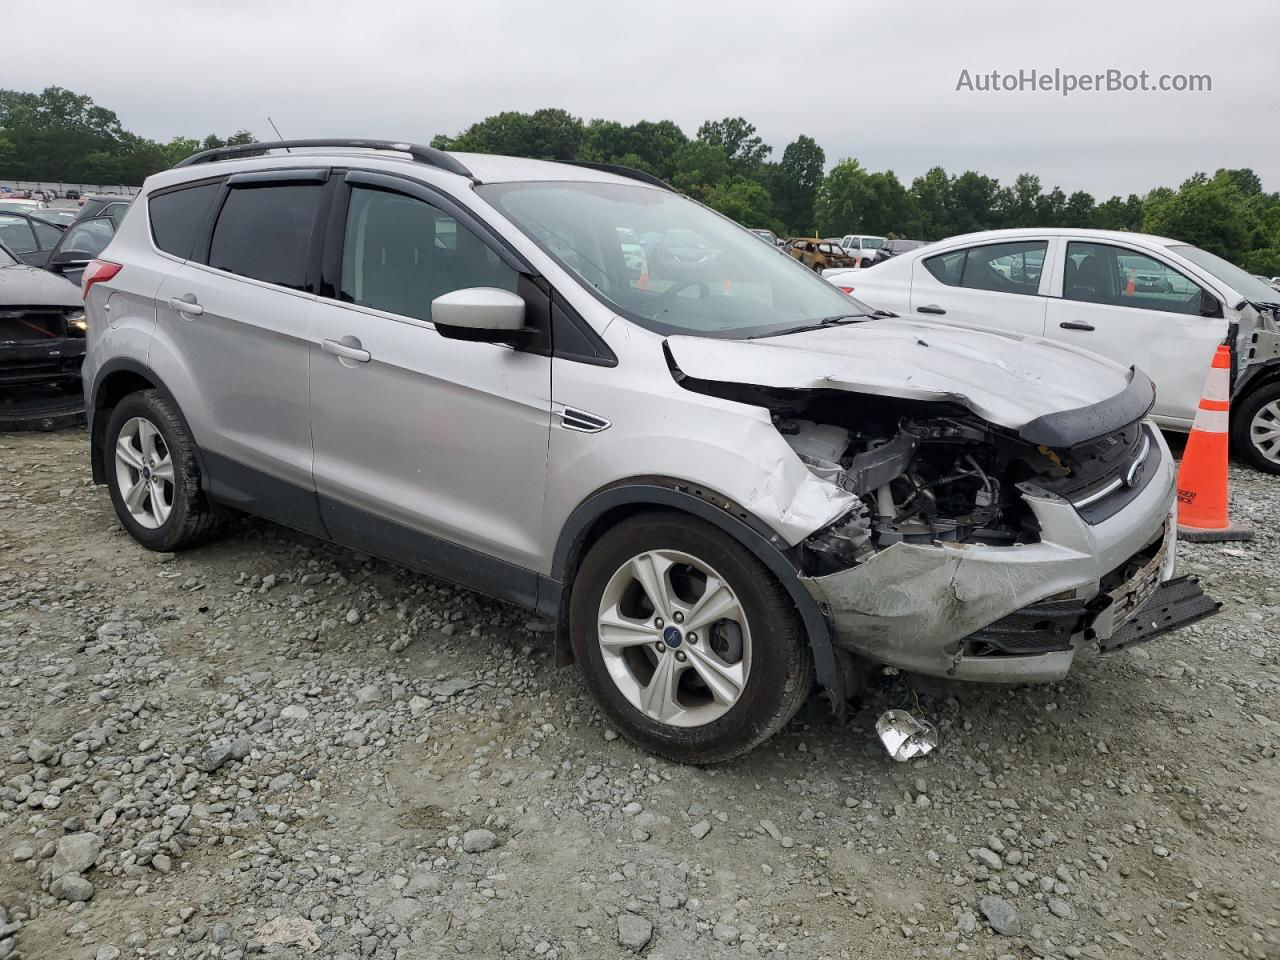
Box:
[267,117,291,153]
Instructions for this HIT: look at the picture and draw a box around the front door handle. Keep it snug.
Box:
[1059,321,1096,331]
[917,304,946,315]
[169,295,203,317]
[322,337,371,363]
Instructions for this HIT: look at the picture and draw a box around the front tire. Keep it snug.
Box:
[105,390,224,550]
[569,512,813,763]
[1232,382,1280,474]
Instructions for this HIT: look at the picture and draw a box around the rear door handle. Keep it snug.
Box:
[169,295,203,316]
[917,304,946,315]
[322,338,371,363]
[1059,321,1095,331]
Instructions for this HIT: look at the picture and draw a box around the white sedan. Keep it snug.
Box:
[826,228,1280,472]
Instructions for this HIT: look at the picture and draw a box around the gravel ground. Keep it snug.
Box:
[1,428,1277,960]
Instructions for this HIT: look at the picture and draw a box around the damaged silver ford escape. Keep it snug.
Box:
[82,140,1220,762]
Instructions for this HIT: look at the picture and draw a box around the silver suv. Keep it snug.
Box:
[82,139,1217,762]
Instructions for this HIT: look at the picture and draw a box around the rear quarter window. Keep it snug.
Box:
[149,182,221,260]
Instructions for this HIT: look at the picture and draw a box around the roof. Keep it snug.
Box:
[155,140,656,194]
[932,227,1183,248]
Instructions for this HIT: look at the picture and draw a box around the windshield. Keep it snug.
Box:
[0,243,16,267]
[478,180,873,339]
[1170,244,1280,304]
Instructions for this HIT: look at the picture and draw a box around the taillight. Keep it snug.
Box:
[838,285,856,295]
[82,259,121,299]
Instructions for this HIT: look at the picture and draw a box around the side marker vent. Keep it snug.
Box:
[560,407,611,433]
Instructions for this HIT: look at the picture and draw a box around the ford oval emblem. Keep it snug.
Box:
[1124,457,1145,489]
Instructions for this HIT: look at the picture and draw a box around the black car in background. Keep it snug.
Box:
[877,238,928,260]
[72,194,132,227]
[0,237,88,429]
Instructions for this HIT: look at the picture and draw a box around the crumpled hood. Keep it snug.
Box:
[0,264,83,308]
[666,317,1154,445]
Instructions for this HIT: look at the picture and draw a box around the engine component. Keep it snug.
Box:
[777,418,851,483]
[803,500,873,575]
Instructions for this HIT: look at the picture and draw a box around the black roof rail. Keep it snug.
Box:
[561,161,674,192]
[173,138,479,183]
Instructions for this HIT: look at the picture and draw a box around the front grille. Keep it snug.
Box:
[963,597,1090,657]
[0,309,67,342]
[1029,422,1157,524]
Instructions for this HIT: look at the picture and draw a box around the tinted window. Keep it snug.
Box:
[1065,242,1203,315]
[339,186,517,322]
[209,184,322,289]
[31,219,61,249]
[961,241,1046,295]
[58,218,115,259]
[923,248,966,286]
[149,182,221,259]
[0,215,36,254]
[924,241,1046,295]
[104,202,130,226]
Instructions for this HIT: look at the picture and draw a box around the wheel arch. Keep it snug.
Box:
[545,478,844,698]
[1234,358,1280,408]
[89,358,204,486]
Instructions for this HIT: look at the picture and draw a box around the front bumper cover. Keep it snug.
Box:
[799,426,1215,682]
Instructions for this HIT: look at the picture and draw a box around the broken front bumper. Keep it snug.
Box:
[800,428,1214,682]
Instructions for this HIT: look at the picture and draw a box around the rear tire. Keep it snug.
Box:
[569,512,813,764]
[104,390,224,550]
[1231,382,1280,474]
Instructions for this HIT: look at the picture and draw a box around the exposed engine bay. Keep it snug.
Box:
[673,374,1149,577]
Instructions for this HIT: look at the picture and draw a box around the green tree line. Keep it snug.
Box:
[5,88,1279,274]
[0,86,254,185]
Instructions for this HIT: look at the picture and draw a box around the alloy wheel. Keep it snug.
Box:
[596,549,751,728]
[1249,400,1280,465]
[114,416,175,529]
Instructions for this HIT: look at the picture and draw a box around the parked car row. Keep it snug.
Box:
[61,139,1218,763]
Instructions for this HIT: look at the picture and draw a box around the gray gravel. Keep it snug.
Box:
[1,429,1278,960]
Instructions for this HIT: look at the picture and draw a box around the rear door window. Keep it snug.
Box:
[31,218,61,249]
[960,241,1047,295]
[149,182,221,260]
[0,215,37,254]
[923,248,966,286]
[208,183,323,290]
[923,241,1046,295]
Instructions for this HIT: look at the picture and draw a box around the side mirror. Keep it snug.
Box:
[1200,288,1223,318]
[432,287,530,345]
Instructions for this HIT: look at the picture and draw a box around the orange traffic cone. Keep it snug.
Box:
[1125,268,1136,296]
[637,269,649,290]
[1176,345,1253,542]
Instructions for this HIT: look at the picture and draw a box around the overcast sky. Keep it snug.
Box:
[7,0,1277,196]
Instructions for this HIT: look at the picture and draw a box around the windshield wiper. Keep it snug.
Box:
[746,314,867,340]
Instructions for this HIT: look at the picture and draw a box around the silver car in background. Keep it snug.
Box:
[80,140,1216,763]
